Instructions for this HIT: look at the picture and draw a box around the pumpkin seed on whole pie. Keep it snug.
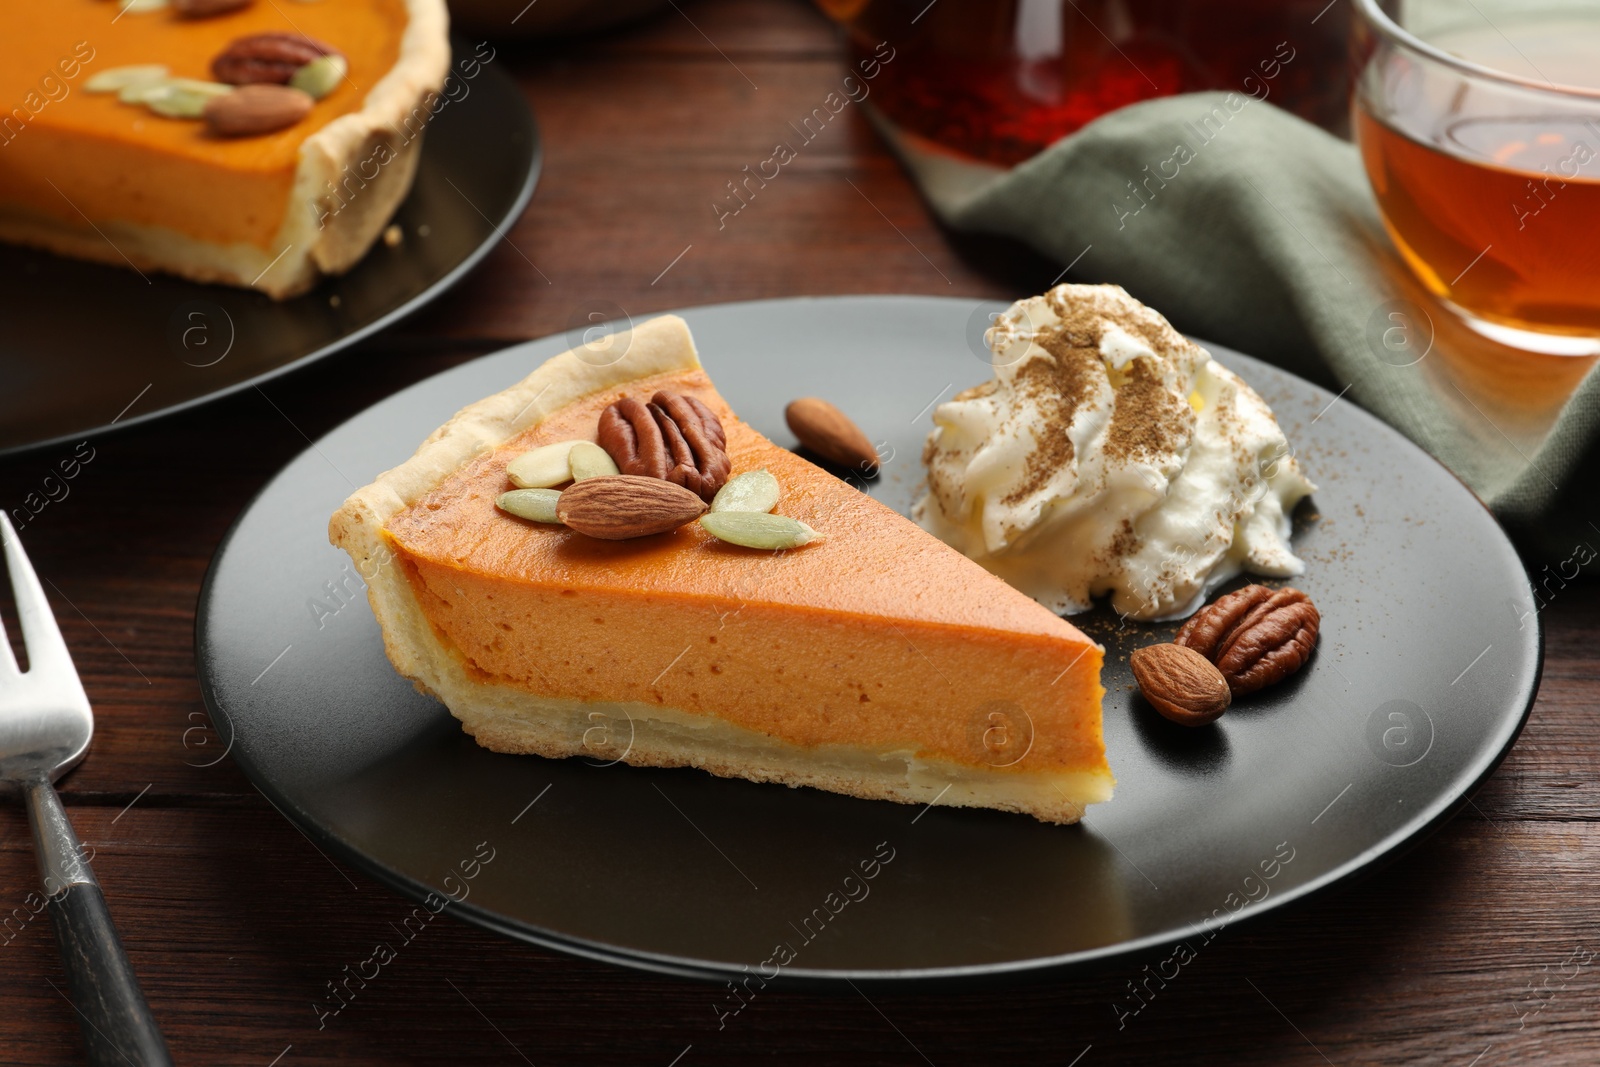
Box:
[700,511,822,550]
[119,0,171,12]
[164,77,236,96]
[567,441,620,481]
[496,489,563,525]
[119,81,177,104]
[288,54,348,101]
[86,65,170,94]
[506,440,583,489]
[121,78,233,118]
[148,92,211,119]
[710,469,780,514]
[144,82,233,119]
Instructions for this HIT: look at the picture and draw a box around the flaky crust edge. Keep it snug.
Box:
[279,0,452,296]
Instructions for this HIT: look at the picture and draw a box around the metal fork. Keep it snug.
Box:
[0,513,171,1065]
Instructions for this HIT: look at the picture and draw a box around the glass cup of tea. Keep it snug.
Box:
[1352,0,1600,356]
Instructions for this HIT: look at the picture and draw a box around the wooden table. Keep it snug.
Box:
[2,2,1596,1063]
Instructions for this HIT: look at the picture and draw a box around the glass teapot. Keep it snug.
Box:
[819,0,1355,166]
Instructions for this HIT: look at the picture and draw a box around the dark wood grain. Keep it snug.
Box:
[1,1,1596,1063]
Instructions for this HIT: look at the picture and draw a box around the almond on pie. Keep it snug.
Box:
[330,316,1113,823]
[0,0,449,298]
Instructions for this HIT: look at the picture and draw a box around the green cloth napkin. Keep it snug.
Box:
[895,91,1600,562]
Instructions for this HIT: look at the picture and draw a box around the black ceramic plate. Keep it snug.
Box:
[196,296,1540,985]
[0,44,539,458]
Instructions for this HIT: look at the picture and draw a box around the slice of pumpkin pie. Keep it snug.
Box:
[330,315,1112,823]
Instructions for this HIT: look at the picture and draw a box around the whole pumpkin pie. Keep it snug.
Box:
[330,316,1113,824]
[0,0,449,298]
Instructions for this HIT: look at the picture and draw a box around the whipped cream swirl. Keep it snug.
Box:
[915,285,1314,621]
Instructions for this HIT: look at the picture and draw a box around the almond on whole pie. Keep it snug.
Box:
[0,0,449,298]
[330,316,1114,824]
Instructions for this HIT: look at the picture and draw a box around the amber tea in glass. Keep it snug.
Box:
[1353,0,1600,355]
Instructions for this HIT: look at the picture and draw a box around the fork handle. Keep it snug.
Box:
[27,779,173,1067]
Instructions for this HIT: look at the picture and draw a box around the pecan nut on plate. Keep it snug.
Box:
[1174,584,1320,696]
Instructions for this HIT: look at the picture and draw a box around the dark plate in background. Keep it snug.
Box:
[0,43,539,458]
[196,296,1541,985]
